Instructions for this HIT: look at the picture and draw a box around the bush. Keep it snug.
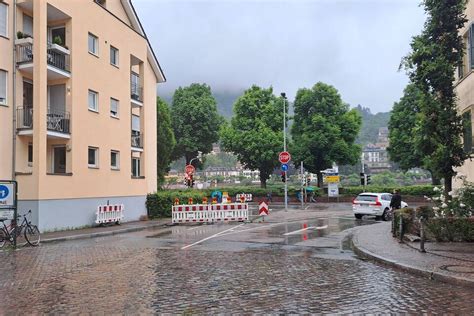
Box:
[391,205,474,241]
[425,217,474,242]
[146,186,322,218]
[340,185,435,197]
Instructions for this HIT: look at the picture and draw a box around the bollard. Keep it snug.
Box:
[399,214,403,243]
[391,210,396,238]
[174,198,180,205]
[240,195,246,204]
[188,197,193,205]
[202,197,208,204]
[212,197,217,204]
[419,216,426,253]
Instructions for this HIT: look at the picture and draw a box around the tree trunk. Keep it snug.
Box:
[429,170,441,185]
[317,172,324,188]
[260,177,267,189]
[444,175,453,200]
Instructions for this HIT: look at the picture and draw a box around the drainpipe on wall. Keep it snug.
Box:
[11,0,17,181]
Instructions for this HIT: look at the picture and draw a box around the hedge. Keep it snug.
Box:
[340,185,435,197]
[392,206,474,242]
[146,186,321,218]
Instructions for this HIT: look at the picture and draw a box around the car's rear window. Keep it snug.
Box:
[356,195,377,202]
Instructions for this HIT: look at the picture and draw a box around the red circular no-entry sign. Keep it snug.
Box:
[279,151,291,164]
[185,164,195,175]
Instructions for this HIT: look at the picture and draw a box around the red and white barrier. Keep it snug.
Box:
[171,203,249,224]
[96,204,124,225]
[236,193,253,202]
[172,204,213,223]
[211,203,249,222]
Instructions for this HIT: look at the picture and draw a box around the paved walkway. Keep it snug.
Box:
[352,222,474,288]
[40,218,170,243]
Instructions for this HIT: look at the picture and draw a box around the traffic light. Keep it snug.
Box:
[189,175,195,188]
[360,173,365,186]
[281,172,286,183]
[366,174,371,185]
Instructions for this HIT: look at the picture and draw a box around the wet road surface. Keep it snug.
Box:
[0,204,473,314]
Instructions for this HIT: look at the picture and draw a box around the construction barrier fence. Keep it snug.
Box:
[172,203,249,224]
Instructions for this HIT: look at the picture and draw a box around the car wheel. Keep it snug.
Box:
[354,214,363,220]
[382,208,391,221]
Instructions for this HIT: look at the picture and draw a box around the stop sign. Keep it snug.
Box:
[279,151,291,164]
[185,164,195,175]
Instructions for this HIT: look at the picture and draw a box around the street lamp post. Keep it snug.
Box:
[281,92,288,212]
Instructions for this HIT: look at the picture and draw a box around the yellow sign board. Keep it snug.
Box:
[325,175,340,183]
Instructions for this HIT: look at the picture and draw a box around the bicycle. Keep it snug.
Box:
[0,210,40,248]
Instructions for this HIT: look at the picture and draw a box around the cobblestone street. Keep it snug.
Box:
[1,206,473,314]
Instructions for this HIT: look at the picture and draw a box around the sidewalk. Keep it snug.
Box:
[41,218,170,244]
[351,222,474,288]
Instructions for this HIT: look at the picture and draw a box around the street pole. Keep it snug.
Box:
[361,153,365,192]
[300,161,304,210]
[281,93,288,212]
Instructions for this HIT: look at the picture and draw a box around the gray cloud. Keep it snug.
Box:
[134,0,425,113]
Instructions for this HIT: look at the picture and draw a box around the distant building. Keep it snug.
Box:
[363,127,392,173]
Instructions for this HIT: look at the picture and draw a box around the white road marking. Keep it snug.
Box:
[283,224,328,236]
[181,223,245,250]
[283,226,316,235]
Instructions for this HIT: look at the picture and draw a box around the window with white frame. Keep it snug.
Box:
[0,70,6,105]
[88,89,98,112]
[88,147,99,168]
[111,150,120,169]
[110,98,119,117]
[0,2,7,38]
[131,157,140,177]
[110,46,119,66]
[88,32,98,55]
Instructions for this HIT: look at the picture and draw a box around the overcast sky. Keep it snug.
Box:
[133,0,426,113]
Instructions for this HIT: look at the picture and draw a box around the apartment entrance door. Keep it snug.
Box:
[23,81,33,128]
[52,146,66,174]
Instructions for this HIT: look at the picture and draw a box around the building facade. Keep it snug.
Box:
[454,0,474,187]
[362,127,392,174]
[0,0,165,231]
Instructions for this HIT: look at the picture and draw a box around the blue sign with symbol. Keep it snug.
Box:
[0,185,9,199]
[281,164,289,171]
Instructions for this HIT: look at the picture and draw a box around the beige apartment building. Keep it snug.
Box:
[0,0,165,231]
[455,0,474,187]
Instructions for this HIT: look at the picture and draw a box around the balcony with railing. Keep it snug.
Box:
[131,82,143,105]
[131,132,143,150]
[17,107,71,138]
[16,42,71,79]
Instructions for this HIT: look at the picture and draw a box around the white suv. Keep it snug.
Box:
[352,192,408,221]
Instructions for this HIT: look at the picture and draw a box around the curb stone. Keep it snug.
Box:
[350,228,474,289]
[41,222,169,244]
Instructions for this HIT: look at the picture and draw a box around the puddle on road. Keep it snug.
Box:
[269,217,376,246]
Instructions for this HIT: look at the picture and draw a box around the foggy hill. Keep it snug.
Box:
[354,105,391,145]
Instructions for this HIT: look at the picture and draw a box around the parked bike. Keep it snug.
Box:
[0,210,40,248]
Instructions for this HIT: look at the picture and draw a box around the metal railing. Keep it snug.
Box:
[47,108,70,134]
[17,106,33,129]
[131,132,142,148]
[16,42,70,72]
[130,82,143,102]
[16,107,70,134]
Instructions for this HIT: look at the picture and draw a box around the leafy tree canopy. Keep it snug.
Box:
[401,0,468,195]
[291,82,362,186]
[156,97,176,187]
[171,83,222,164]
[220,85,286,188]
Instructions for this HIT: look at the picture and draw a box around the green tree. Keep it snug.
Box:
[156,97,176,187]
[401,0,468,196]
[220,86,286,188]
[171,83,221,165]
[291,82,362,187]
[388,84,441,184]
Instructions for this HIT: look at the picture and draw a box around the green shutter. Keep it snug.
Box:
[470,25,474,70]
[463,110,473,154]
